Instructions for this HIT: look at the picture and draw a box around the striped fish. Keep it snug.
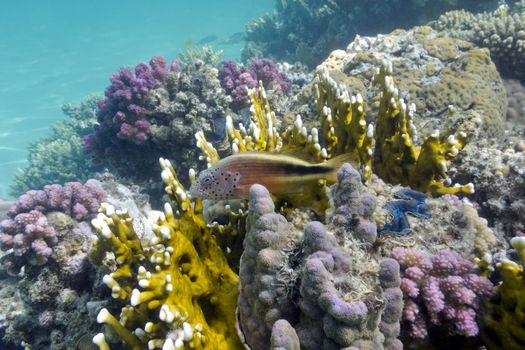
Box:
[189,152,353,200]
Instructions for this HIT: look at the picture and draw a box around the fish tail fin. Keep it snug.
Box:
[322,153,357,183]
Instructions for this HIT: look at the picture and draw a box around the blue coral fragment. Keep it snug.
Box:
[380,188,431,236]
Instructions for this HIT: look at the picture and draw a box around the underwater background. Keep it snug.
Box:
[0,0,273,198]
[0,1,524,349]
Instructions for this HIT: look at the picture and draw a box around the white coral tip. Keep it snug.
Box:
[97,308,111,324]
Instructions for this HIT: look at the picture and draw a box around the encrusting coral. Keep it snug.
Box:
[90,158,242,350]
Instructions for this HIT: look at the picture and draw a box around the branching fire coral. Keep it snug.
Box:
[315,62,474,195]
[90,158,241,350]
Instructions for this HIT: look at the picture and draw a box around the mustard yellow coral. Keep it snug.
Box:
[314,61,473,195]
[90,158,242,350]
[482,237,525,350]
[370,63,473,195]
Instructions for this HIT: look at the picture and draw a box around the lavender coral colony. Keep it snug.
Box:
[218,59,292,111]
[0,181,105,272]
[393,248,493,339]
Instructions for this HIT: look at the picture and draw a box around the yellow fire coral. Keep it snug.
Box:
[90,158,242,350]
[482,236,525,350]
[314,62,473,195]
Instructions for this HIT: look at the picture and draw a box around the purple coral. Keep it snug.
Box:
[392,247,493,338]
[0,210,57,266]
[218,59,292,110]
[84,56,176,159]
[330,163,378,243]
[0,180,105,270]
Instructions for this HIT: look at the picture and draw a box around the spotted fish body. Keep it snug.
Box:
[189,152,352,200]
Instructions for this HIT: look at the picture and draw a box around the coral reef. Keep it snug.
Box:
[238,183,403,350]
[10,97,101,196]
[242,0,498,67]
[84,56,231,187]
[393,247,493,339]
[218,59,292,111]
[0,181,105,273]
[433,1,525,81]
[0,176,152,350]
[4,8,522,350]
[90,158,242,349]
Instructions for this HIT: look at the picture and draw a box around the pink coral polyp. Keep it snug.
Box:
[394,247,493,338]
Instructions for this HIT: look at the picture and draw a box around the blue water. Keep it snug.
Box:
[0,0,273,199]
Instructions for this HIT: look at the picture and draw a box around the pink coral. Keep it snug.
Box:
[392,247,493,338]
[0,180,105,271]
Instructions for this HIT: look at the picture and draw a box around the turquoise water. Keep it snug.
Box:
[0,0,273,199]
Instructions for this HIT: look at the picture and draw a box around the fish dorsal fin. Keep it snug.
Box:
[321,153,359,183]
[323,153,358,169]
[279,147,318,163]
